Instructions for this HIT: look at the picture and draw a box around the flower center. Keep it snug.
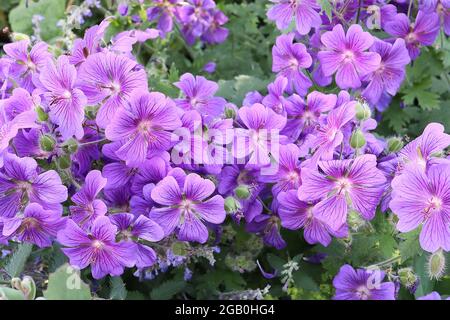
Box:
[342,50,354,62]
[62,90,72,99]
[336,177,351,194]
[424,196,443,217]
[92,240,104,249]
[138,120,152,133]
[110,81,121,94]
[355,285,371,300]
[405,32,417,44]
[180,199,192,211]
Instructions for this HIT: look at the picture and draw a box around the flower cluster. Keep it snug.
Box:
[0,0,448,300]
[119,0,229,45]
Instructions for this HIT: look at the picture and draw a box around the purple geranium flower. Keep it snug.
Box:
[0,108,39,167]
[39,55,87,140]
[105,91,181,166]
[362,38,410,105]
[272,33,313,95]
[2,88,39,121]
[390,163,450,253]
[278,190,347,246]
[0,153,68,218]
[147,0,180,35]
[150,171,225,243]
[3,40,51,92]
[384,11,440,60]
[201,9,229,44]
[233,103,287,168]
[299,155,386,231]
[77,51,148,128]
[246,214,286,249]
[267,0,322,35]
[333,264,396,300]
[282,91,337,141]
[262,76,289,115]
[399,122,450,171]
[310,101,356,163]
[2,203,66,248]
[110,213,164,268]
[318,24,381,89]
[259,144,301,197]
[57,216,136,279]
[70,170,107,229]
[174,73,226,119]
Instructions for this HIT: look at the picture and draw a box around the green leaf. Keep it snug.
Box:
[109,276,127,300]
[9,0,66,41]
[266,253,286,271]
[4,243,33,278]
[293,270,320,292]
[398,229,421,263]
[150,279,186,300]
[43,264,92,300]
[414,253,435,298]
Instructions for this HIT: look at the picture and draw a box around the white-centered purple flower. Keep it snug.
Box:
[57,216,136,279]
[318,24,381,89]
[150,171,225,243]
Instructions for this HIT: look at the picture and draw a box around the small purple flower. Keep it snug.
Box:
[0,108,39,167]
[57,216,136,279]
[200,9,229,45]
[105,91,181,166]
[390,163,450,253]
[77,51,148,128]
[233,103,287,168]
[246,214,286,249]
[259,144,301,197]
[147,0,180,35]
[2,88,39,121]
[267,0,322,35]
[70,170,107,229]
[0,153,68,218]
[399,123,450,171]
[174,73,227,119]
[333,264,396,300]
[69,20,110,67]
[272,34,313,95]
[150,171,225,243]
[39,55,87,140]
[318,24,381,89]
[362,38,410,105]
[278,190,347,246]
[282,91,337,141]
[262,76,289,114]
[384,11,440,60]
[2,203,66,248]
[110,213,164,268]
[3,40,51,92]
[310,101,356,162]
[299,155,386,231]
[203,61,216,74]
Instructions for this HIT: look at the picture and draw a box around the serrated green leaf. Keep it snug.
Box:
[150,279,186,300]
[5,243,33,278]
[398,229,421,263]
[109,276,127,300]
[43,264,91,300]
